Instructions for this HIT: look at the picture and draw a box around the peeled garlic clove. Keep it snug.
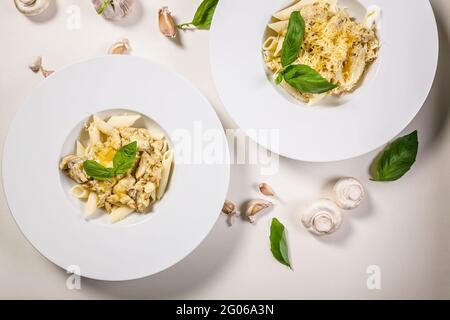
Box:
[302,199,343,236]
[222,200,236,215]
[333,177,365,210]
[92,0,133,20]
[159,7,177,38]
[29,56,42,73]
[14,0,50,16]
[108,38,130,55]
[259,182,275,197]
[245,199,272,223]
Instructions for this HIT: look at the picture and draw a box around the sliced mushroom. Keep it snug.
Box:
[333,177,365,210]
[301,199,343,236]
[14,0,50,16]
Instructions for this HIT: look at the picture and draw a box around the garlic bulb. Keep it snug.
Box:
[332,177,364,210]
[14,0,50,16]
[301,199,343,236]
[245,199,272,223]
[91,0,133,20]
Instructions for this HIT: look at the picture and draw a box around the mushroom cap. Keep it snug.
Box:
[333,177,365,210]
[301,199,343,236]
[14,0,50,16]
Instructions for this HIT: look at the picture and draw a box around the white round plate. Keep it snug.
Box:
[2,56,230,281]
[210,0,438,161]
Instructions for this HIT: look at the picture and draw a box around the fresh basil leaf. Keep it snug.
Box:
[371,131,419,181]
[281,64,337,94]
[275,72,283,85]
[113,141,137,175]
[281,11,305,67]
[83,160,115,181]
[178,0,219,30]
[270,218,292,269]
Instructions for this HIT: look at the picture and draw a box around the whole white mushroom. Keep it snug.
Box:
[301,199,343,236]
[333,177,365,210]
[14,0,50,16]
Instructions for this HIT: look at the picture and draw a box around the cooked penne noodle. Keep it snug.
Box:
[262,36,279,52]
[70,184,89,199]
[85,191,98,217]
[156,150,173,200]
[110,206,134,223]
[107,114,141,128]
[274,36,285,57]
[76,140,86,157]
[268,20,289,34]
[87,123,101,146]
[93,115,115,136]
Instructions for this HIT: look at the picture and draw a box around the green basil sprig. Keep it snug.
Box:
[83,141,137,181]
[281,11,305,67]
[279,64,337,94]
[178,0,219,30]
[371,131,419,182]
[270,218,292,269]
[97,0,110,15]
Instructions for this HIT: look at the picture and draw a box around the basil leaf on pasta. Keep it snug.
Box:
[281,11,305,67]
[281,64,337,94]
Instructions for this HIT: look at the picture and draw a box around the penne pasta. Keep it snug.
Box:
[87,123,101,146]
[70,184,89,199]
[76,140,86,157]
[268,20,289,34]
[262,36,279,52]
[85,191,98,217]
[93,115,115,136]
[274,36,285,57]
[156,150,173,200]
[110,206,134,223]
[107,114,141,128]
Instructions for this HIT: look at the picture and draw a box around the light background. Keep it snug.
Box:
[0,0,449,299]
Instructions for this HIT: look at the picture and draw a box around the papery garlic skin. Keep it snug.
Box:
[302,199,343,236]
[333,177,364,210]
[245,199,272,223]
[14,0,50,16]
[91,0,133,20]
[159,7,177,38]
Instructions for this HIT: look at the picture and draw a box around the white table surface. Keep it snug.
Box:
[0,0,449,299]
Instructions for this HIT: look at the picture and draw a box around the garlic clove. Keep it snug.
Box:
[259,182,275,197]
[245,199,273,223]
[222,200,236,215]
[301,199,343,236]
[29,56,42,73]
[108,38,131,55]
[15,0,50,16]
[332,177,365,210]
[158,7,177,38]
[92,0,133,20]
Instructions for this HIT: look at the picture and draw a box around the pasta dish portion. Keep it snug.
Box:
[60,114,173,223]
[263,0,379,104]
